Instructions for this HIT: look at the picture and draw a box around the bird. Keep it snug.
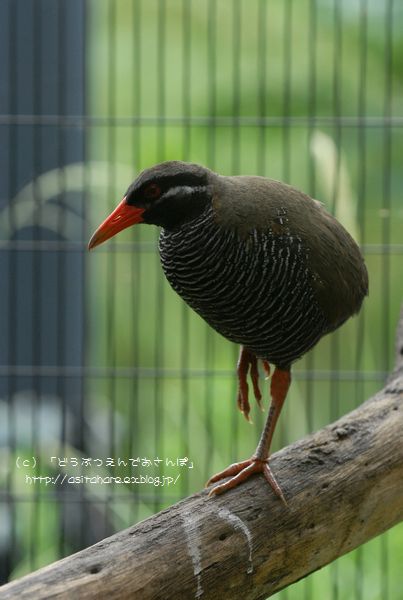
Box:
[88,160,368,503]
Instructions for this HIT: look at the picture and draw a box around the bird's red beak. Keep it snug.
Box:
[88,196,145,250]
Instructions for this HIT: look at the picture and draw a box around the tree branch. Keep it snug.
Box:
[1,309,403,600]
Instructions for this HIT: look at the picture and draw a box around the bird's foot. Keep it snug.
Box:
[206,456,287,505]
[237,347,269,422]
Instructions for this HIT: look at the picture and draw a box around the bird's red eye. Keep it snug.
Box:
[144,183,161,200]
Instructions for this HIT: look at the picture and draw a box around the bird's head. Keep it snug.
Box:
[88,161,214,250]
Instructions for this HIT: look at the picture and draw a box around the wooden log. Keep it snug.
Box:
[1,311,403,600]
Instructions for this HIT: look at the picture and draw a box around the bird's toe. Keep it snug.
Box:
[206,457,286,503]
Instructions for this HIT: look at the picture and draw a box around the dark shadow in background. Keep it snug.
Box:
[0,0,111,583]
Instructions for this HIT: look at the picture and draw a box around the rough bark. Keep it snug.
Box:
[1,311,403,600]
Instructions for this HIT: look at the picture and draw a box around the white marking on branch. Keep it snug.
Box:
[218,507,254,574]
[181,513,204,598]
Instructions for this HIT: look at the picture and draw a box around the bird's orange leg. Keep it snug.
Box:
[207,367,291,504]
[236,346,266,421]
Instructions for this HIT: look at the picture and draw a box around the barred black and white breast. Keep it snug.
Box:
[159,204,328,369]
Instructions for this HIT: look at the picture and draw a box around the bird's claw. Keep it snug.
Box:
[206,456,287,505]
[237,386,252,422]
[237,347,269,420]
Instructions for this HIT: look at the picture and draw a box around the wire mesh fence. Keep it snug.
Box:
[1,0,403,598]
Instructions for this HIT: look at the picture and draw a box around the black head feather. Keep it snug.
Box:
[125,161,214,229]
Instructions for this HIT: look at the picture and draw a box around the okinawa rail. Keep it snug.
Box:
[89,161,368,503]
